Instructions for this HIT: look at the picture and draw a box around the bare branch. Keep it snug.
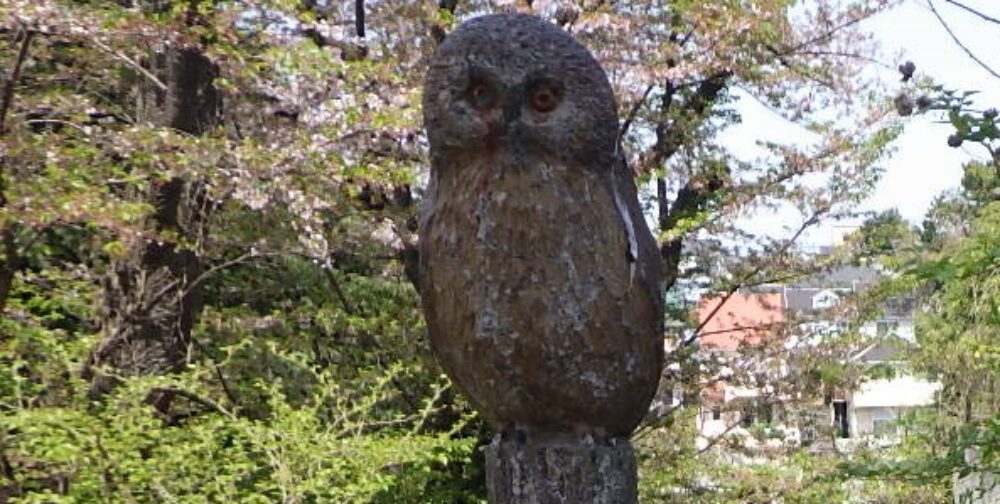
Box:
[784,50,895,72]
[183,251,256,295]
[684,207,827,347]
[943,0,1000,25]
[694,418,746,455]
[91,38,169,92]
[323,266,357,315]
[0,27,34,134]
[618,84,654,141]
[928,0,1000,80]
[784,11,874,55]
[24,118,89,133]
[301,27,368,61]
[695,322,786,339]
[0,27,35,314]
[149,387,235,420]
[413,381,452,434]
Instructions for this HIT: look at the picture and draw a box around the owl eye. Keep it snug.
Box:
[466,80,498,110]
[529,83,561,113]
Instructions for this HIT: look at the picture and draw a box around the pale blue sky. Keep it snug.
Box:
[866,0,998,217]
[724,0,999,246]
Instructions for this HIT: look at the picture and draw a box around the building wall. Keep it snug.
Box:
[857,314,915,340]
[696,409,737,450]
[851,406,900,438]
[845,375,939,438]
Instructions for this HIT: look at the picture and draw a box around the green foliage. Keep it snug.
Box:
[845,67,1000,496]
[855,208,918,260]
[3,374,483,502]
[1,252,483,501]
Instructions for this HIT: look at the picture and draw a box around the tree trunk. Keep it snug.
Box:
[486,434,638,504]
[0,30,35,314]
[88,40,219,396]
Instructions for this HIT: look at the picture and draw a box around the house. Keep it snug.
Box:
[832,338,939,441]
[694,292,790,451]
[692,265,938,451]
[697,292,784,352]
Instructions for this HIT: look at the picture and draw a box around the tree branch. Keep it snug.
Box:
[0,27,35,315]
[683,207,827,347]
[658,177,725,290]
[928,0,1000,80]
[694,417,747,455]
[301,28,368,61]
[943,0,1000,25]
[0,28,33,135]
[323,266,357,315]
[148,386,235,421]
[695,322,786,339]
[431,0,460,43]
[641,72,731,289]
[783,11,872,55]
[355,0,365,38]
[641,72,731,173]
[618,84,654,141]
[91,38,168,92]
[0,228,26,314]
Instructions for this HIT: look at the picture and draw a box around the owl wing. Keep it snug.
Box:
[416,175,438,294]
[611,160,639,279]
[610,147,664,309]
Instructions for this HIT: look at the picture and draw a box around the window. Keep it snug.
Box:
[871,408,898,438]
[833,401,849,438]
[876,321,899,338]
[739,399,773,427]
[812,290,840,310]
[712,407,721,420]
[754,371,768,386]
[873,418,897,438]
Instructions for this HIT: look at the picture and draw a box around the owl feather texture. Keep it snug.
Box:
[420,14,664,438]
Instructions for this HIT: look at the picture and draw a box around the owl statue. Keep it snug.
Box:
[420,13,664,438]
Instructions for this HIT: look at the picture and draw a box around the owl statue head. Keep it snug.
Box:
[423,14,619,171]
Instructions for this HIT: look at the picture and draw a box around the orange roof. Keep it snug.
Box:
[697,292,784,351]
[701,381,726,402]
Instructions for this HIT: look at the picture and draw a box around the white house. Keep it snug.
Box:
[693,264,939,451]
[830,339,940,443]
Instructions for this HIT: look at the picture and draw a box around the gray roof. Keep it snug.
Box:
[881,297,916,318]
[788,264,881,290]
[852,336,914,363]
[782,287,854,312]
[784,288,817,312]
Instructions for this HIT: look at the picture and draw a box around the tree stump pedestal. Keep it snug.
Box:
[485,433,638,504]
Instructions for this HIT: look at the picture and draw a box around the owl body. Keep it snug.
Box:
[421,14,663,437]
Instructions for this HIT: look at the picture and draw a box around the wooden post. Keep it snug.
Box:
[486,433,638,504]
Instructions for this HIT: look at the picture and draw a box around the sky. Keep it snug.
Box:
[866,0,998,218]
[723,0,999,247]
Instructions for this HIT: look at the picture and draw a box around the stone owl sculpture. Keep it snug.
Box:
[420,13,664,438]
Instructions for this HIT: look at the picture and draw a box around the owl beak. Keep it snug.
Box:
[502,86,521,128]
